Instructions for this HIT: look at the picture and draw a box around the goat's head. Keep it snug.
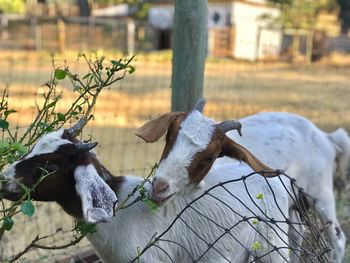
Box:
[136,99,274,206]
[1,122,117,224]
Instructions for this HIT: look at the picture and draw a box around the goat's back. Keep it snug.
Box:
[218,112,338,195]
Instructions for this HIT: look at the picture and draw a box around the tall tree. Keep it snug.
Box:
[0,0,25,14]
[267,0,336,62]
[267,0,334,30]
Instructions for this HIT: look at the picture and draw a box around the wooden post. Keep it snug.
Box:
[292,32,300,62]
[306,31,314,64]
[0,14,8,40]
[126,18,135,55]
[35,20,42,51]
[171,0,208,112]
[57,18,66,53]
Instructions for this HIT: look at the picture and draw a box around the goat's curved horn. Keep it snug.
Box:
[66,117,89,137]
[218,120,242,136]
[192,98,206,113]
[76,142,98,152]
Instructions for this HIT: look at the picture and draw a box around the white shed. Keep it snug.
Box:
[148,0,282,60]
[230,0,281,60]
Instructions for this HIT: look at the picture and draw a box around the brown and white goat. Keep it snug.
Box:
[137,99,346,263]
[2,128,118,224]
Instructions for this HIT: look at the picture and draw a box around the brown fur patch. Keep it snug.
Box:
[187,131,223,184]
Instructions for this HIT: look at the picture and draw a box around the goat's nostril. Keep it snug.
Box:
[153,178,169,195]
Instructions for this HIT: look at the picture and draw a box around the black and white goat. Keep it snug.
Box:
[1,112,292,262]
[137,100,347,263]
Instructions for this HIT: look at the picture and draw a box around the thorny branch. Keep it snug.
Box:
[8,230,85,263]
[0,54,135,261]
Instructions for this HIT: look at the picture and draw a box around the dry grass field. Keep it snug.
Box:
[0,51,350,261]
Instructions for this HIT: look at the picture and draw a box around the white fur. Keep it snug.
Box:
[216,112,347,263]
[24,129,69,159]
[181,110,216,147]
[74,164,118,224]
[328,128,350,190]
[153,111,216,197]
[88,163,290,263]
[2,164,19,193]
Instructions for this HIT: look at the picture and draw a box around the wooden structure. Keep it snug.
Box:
[211,26,235,57]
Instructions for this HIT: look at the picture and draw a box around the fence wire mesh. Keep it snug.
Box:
[129,171,330,263]
[0,51,349,262]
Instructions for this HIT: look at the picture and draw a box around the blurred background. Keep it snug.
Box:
[0,0,350,262]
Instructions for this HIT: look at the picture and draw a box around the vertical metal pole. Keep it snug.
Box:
[171,0,208,112]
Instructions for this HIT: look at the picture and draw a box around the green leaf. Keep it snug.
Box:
[111,60,125,68]
[143,199,158,214]
[75,220,97,235]
[11,142,28,155]
[0,141,10,151]
[46,101,56,108]
[252,219,259,225]
[2,217,14,231]
[0,119,9,130]
[55,69,67,80]
[21,200,35,217]
[256,193,264,200]
[6,154,15,164]
[82,73,92,80]
[56,113,65,121]
[4,110,17,118]
[128,66,136,74]
[251,241,261,251]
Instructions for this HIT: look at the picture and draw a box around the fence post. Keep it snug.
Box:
[0,14,8,40]
[126,18,135,55]
[171,0,208,112]
[306,31,314,64]
[35,20,42,51]
[57,18,66,53]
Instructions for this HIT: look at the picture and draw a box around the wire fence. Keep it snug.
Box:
[0,50,349,261]
[130,171,331,263]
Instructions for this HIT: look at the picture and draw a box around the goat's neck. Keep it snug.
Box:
[94,161,125,195]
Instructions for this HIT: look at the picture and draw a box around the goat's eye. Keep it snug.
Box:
[206,157,214,163]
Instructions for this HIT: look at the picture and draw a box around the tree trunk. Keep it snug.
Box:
[171,0,208,112]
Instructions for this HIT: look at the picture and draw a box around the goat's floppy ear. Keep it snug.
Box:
[74,165,117,224]
[135,112,185,143]
[221,135,277,177]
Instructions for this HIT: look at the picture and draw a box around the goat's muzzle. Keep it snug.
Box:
[0,183,22,201]
[151,178,175,206]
